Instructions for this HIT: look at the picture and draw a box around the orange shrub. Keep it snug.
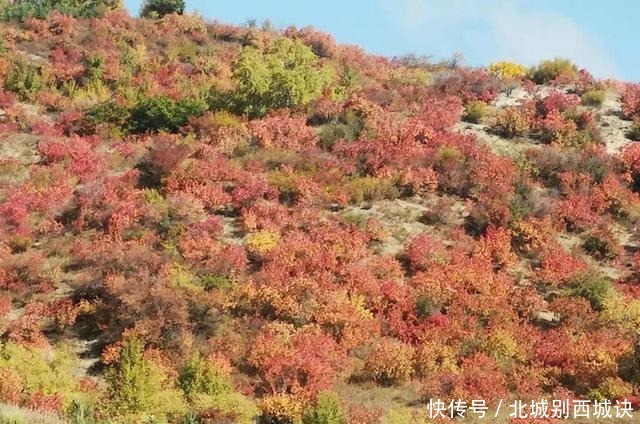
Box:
[489,106,533,138]
[364,338,414,385]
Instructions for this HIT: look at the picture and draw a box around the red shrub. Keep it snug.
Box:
[247,112,318,151]
[248,323,348,399]
[25,391,64,414]
[0,90,16,109]
[554,194,602,231]
[0,368,22,405]
[475,226,517,268]
[452,353,508,405]
[405,234,448,271]
[284,26,338,58]
[537,91,580,117]
[433,68,500,103]
[147,135,193,176]
[0,295,12,317]
[621,83,640,120]
[534,248,588,286]
[49,45,84,83]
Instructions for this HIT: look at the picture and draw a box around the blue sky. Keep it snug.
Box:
[124,0,639,81]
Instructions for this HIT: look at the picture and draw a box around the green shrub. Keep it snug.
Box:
[301,392,346,424]
[582,232,618,261]
[219,38,332,118]
[68,400,95,424]
[568,273,612,311]
[628,120,640,141]
[529,58,578,84]
[190,391,258,424]
[179,353,231,397]
[83,101,131,132]
[104,338,164,414]
[341,177,399,204]
[4,60,45,100]
[581,89,605,107]
[318,110,365,150]
[463,100,489,124]
[199,274,235,291]
[0,342,79,403]
[140,0,185,18]
[1,0,119,21]
[129,96,206,134]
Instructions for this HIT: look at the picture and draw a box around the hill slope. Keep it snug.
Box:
[0,6,640,424]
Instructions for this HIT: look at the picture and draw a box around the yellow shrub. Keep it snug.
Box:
[365,338,414,385]
[587,377,633,401]
[489,106,532,138]
[530,58,578,84]
[190,392,258,424]
[258,394,304,424]
[601,292,640,334]
[341,177,400,204]
[484,329,523,363]
[463,100,489,124]
[415,342,458,377]
[487,61,527,79]
[246,230,280,254]
[0,342,83,408]
[382,407,432,424]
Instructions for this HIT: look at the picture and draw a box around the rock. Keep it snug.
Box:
[533,310,561,327]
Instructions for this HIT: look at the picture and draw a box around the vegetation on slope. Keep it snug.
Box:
[0,1,639,423]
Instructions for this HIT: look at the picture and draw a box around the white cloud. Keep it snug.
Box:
[381,0,618,78]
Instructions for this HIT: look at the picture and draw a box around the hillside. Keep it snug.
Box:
[0,3,640,424]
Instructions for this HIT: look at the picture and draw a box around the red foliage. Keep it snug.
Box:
[25,391,64,414]
[0,90,16,109]
[534,247,588,286]
[475,226,517,268]
[0,368,22,405]
[247,112,318,151]
[347,405,383,424]
[38,136,106,182]
[405,234,448,271]
[537,91,581,117]
[433,68,500,103]
[146,134,193,176]
[451,353,509,405]
[554,194,603,231]
[284,26,338,58]
[248,323,348,399]
[621,83,640,120]
[49,45,84,83]
[0,294,11,317]
[7,302,49,346]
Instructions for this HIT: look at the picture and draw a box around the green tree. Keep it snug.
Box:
[220,37,332,118]
[129,96,206,134]
[140,0,185,18]
[179,353,231,397]
[302,392,347,424]
[104,338,159,413]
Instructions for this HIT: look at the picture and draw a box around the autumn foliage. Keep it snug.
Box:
[0,4,637,424]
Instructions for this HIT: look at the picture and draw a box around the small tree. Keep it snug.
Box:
[104,338,159,413]
[141,0,185,18]
[302,391,347,424]
[219,37,332,118]
[129,96,206,134]
[179,353,231,397]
